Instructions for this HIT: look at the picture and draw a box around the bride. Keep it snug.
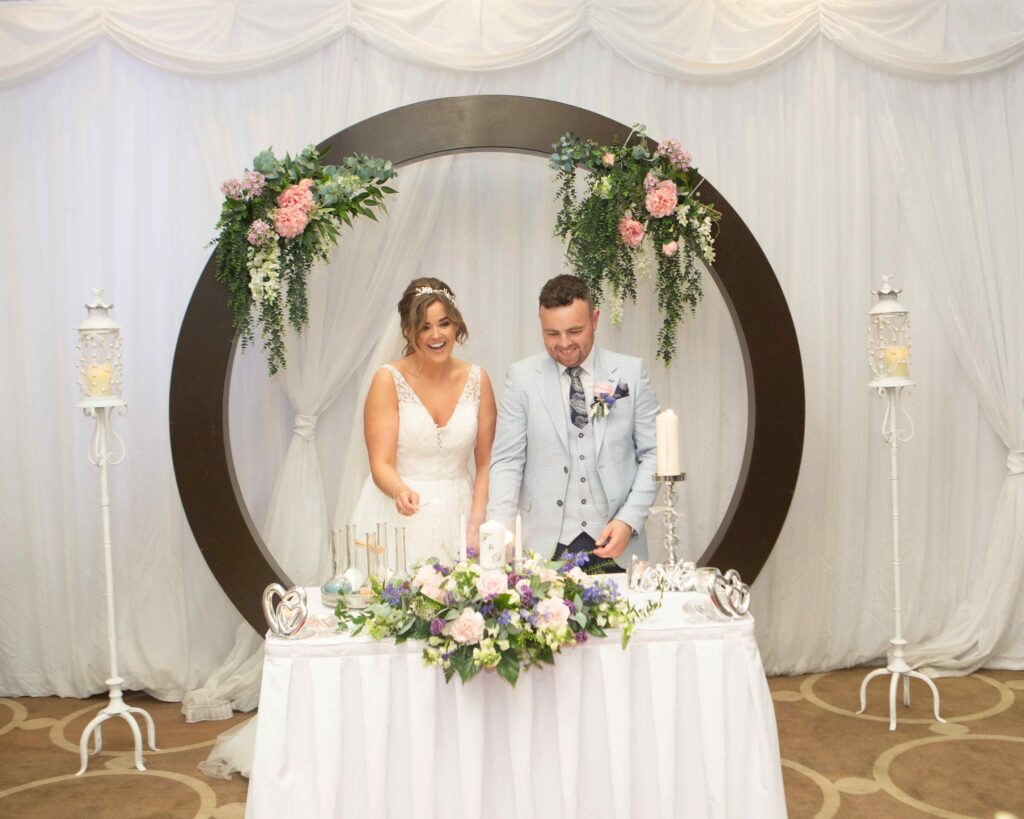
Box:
[352,277,496,562]
[199,278,495,780]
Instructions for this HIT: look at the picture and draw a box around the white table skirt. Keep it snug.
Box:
[246,589,786,819]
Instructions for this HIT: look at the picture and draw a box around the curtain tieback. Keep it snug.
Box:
[294,414,318,442]
[1008,449,1024,476]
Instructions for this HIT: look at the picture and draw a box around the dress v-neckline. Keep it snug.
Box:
[389,365,474,430]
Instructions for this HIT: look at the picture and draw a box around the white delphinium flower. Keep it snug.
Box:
[247,243,281,304]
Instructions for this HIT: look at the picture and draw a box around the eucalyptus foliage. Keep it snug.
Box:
[212,145,397,375]
[550,125,720,363]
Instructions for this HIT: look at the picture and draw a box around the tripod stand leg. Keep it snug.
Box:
[908,670,945,723]
[857,667,889,714]
[127,706,159,751]
[903,675,911,707]
[888,672,901,731]
[118,712,146,771]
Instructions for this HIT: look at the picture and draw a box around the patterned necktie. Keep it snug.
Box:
[567,366,588,429]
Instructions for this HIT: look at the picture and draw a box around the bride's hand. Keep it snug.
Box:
[393,484,420,516]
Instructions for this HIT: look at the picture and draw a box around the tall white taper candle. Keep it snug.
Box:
[656,409,681,475]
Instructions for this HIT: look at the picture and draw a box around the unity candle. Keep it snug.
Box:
[85,363,113,396]
[884,345,910,378]
[478,521,507,570]
[656,409,681,475]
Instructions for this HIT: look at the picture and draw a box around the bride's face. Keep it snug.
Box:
[413,300,457,362]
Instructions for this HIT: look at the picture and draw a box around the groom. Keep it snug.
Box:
[488,275,660,572]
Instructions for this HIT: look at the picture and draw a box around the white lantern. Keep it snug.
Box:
[867,274,913,388]
[76,289,123,404]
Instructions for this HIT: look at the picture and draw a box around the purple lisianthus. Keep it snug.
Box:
[561,551,591,571]
[497,610,512,627]
[574,629,588,644]
[432,562,451,576]
[519,587,536,608]
[565,598,576,615]
[481,602,495,617]
[446,592,457,607]
[582,584,608,606]
[381,582,403,607]
[430,618,446,636]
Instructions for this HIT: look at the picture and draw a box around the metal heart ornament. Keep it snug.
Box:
[262,584,308,637]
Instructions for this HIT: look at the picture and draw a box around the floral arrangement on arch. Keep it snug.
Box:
[550,125,721,364]
[335,553,660,687]
[213,145,397,374]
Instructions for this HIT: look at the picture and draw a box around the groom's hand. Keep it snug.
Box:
[593,519,632,559]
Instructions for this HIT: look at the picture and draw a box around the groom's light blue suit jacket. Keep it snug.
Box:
[487,346,661,567]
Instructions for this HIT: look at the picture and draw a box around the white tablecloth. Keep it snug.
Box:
[246,589,786,819]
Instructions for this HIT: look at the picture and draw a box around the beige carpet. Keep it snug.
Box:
[2,668,1023,817]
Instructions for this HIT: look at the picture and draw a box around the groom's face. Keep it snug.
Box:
[539,298,599,368]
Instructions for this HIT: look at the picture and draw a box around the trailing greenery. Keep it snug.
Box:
[212,145,397,375]
[550,125,720,364]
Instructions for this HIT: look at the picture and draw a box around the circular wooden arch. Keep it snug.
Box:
[170,95,805,632]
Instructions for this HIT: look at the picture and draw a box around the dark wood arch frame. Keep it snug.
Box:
[170,95,804,632]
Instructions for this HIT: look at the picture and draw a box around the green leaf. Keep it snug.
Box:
[497,651,520,687]
[537,645,555,665]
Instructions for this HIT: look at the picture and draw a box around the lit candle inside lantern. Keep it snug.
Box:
[884,345,909,378]
[86,363,113,396]
[459,514,467,563]
[656,409,681,475]
[514,513,522,564]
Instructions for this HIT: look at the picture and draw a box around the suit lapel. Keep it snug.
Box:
[540,357,569,454]
[593,347,618,457]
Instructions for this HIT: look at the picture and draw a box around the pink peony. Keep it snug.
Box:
[601,152,616,167]
[277,180,315,214]
[476,570,509,597]
[448,609,486,644]
[274,205,309,238]
[535,598,571,629]
[645,180,678,219]
[594,381,616,398]
[618,217,645,249]
[662,240,678,257]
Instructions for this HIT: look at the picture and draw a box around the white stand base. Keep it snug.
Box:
[856,641,945,731]
[76,677,158,774]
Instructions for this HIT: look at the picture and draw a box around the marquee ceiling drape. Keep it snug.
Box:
[1,2,1021,703]
[3,0,1024,86]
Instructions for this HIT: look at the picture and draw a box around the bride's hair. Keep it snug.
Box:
[398,277,469,356]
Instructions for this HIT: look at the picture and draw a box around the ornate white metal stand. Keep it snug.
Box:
[857,386,944,730]
[76,400,158,774]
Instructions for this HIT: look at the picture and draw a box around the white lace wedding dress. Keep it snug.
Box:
[199,363,480,780]
[350,363,480,566]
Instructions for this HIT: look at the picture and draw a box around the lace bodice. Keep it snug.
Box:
[384,364,480,480]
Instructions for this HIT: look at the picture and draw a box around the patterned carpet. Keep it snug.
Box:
[1,668,1023,818]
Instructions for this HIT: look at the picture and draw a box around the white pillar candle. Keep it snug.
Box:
[656,409,681,476]
[514,513,522,563]
[478,520,506,570]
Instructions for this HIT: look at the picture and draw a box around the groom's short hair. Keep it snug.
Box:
[539,275,593,310]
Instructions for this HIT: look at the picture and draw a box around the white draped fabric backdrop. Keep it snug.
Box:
[1,2,1022,706]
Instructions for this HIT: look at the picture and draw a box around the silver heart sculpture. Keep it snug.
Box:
[262,584,308,637]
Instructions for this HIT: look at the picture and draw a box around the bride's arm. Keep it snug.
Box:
[365,368,419,515]
[469,369,498,547]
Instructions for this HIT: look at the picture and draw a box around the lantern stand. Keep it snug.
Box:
[75,289,158,774]
[857,275,944,731]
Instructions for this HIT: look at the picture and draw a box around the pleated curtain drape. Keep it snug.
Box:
[2,3,1023,706]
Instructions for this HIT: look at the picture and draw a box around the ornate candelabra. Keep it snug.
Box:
[75,290,157,774]
[857,275,944,731]
[627,472,751,617]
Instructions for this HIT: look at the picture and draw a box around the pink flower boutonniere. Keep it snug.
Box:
[590,380,630,420]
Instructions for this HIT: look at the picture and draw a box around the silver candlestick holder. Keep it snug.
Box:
[627,473,751,617]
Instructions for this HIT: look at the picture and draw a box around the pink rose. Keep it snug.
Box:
[662,240,678,257]
[448,609,486,644]
[645,180,678,219]
[594,380,615,398]
[277,181,315,214]
[422,582,447,604]
[538,568,559,583]
[566,566,592,586]
[601,152,616,167]
[414,564,442,588]
[274,205,309,238]
[476,570,509,597]
[618,217,645,249]
[535,598,571,629]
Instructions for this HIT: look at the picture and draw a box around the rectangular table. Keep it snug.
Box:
[247,588,786,818]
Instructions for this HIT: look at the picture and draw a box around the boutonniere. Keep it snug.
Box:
[590,380,630,419]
